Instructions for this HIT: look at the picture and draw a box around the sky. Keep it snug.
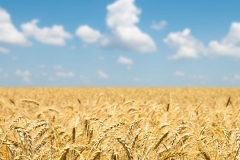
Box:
[0,0,240,87]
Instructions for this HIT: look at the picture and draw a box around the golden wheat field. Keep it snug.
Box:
[0,87,240,160]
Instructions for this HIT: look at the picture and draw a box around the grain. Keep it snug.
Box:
[0,87,239,159]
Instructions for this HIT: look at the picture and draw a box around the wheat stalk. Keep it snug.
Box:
[154,131,169,150]
[116,137,133,160]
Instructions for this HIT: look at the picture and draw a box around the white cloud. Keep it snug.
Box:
[21,19,72,46]
[98,56,105,60]
[235,74,240,80]
[0,8,29,45]
[42,72,47,76]
[151,20,167,30]
[222,76,230,81]
[0,46,10,54]
[40,64,46,68]
[117,56,133,65]
[79,75,89,83]
[56,72,75,78]
[220,75,240,82]
[3,74,8,78]
[15,70,31,82]
[191,74,206,79]
[48,77,55,81]
[164,28,205,59]
[222,75,240,82]
[174,71,185,76]
[117,56,133,69]
[76,25,101,43]
[0,68,2,72]
[12,56,18,60]
[98,69,108,79]
[70,46,76,50]
[53,65,62,69]
[164,22,240,59]
[208,22,240,57]
[100,0,156,53]
[133,77,140,81]
[0,72,8,79]
[127,66,131,70]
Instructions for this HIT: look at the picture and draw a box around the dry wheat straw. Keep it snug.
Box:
[131,128,141,149]
[72,127,76,143]
[91,150,101,160]
[21,99,40,106]
[172,121,186,146]
[116,137,133,160]
[0,88,240,159]
[111,150,119,160]
[2,140,17,158]
[199,149,210,160]
[34,141,46,154]
[142,145,153,160]
[235,127,240,159]
[125,119,142,140]
[154,131,169,150]
[14,127,32,157]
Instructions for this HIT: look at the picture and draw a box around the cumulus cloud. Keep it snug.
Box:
[40,64,46,68]
[0,46,10,54]
[208,22,240,57]
[53,65,62,69]
[56,72,75,78]
[21,19,72,46]
[76,25,101,43]
[79,75,89,83]
[100,0,156,53]
[133,77,140,81]
[98,56,105,60]
[151,20,167,30]
[117,56,133,65]
[117,56,133,69]
[165,22,240,59]
[15,70,31,82]
[42,72,47,76]
[0,72,8,79]
[48,77,55,81]
[70,46,76,50]
[174,71,185,76]
[222,75,240,82]
[222,76,230,81]
[235,74,240,80]
[12,56,18,60]
[0,8,29,45]
[164,29,205,59]
[191,74,206,79]
[3,74,8,78]
[98,69,108,79]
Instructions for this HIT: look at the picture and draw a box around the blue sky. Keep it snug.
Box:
[0,0,240,86]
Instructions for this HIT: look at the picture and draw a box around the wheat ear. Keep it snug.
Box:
[154,131,169,150]
[116,137,133,160]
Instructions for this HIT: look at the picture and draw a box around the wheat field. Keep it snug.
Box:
[0,87,240,160]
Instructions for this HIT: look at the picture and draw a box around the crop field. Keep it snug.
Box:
[0,87,240,160]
